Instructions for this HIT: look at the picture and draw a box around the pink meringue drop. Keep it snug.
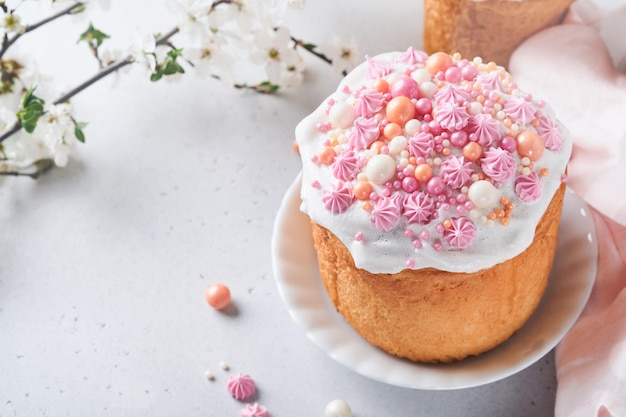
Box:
[227,373,256,401]
[239,403,269,417]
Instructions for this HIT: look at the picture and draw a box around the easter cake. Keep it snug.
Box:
[295,48,571,362]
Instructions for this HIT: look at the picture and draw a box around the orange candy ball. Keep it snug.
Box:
[319,146,336,164]
[386,96,415,126]
[463,142,483,161]
[372,78,389,94]
[383,123,403,140]
[205,283,231,310]
[353,181,373,200]
[414,163,433,183]
[425,52,453,74]
[516,131,544,161]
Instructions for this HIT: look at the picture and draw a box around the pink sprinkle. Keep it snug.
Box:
[323,139,331,147]
[561,174,568,183]
[456,204,465,214]
[404,229,414,238]
[380,146,389,154]
[381,188,392,197]
[354,231,364,241]
[413,239,422,249]
[461,65,477,81]
[311,155,319,163]
[537,100,546,108]
[441,203,450,211]
[342,85,351,94]
[369,192,379,201]
[433,241,443,251]
[406,259,416,268]
[500,136,517,153]
[436,224,444,234]
[420,230,430,240]
[327,98,336,106]
[465,201,474,210]
[311,180,321,189]
[444,67,462,83]
[456,194,467,203]
[393,180,402,190]
[401,176,419,193]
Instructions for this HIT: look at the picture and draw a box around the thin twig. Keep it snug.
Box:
[0,2,85,59]
[0,26,181,145]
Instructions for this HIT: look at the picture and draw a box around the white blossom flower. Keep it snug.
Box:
[321,36,361,76]
[0,106,18,132]
[0,11,25,34]
[129,34,157,74]
[166,0,212,36]
[239,0,289,28]
[184,35,234,84]
[251,27,296,81]
[288,0,306,8]
[277,53,305,89]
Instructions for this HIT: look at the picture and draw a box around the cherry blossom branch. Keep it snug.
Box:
[290,35,348,76]
[0,27,180,145]
[0,2,85,59]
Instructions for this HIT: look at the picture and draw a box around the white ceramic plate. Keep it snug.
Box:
[271,174,597,390]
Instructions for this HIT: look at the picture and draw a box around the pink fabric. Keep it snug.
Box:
[509,2,626,416]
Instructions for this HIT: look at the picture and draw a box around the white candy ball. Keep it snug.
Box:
[328,101,356,129]
[411,68,432,85]
[388,135,408,155]
[404,119,422,136]
[419,81,438,98]
[325,399,352,417]
[366,154,396,185]
[468,180,498,209]
[467,102,483,115]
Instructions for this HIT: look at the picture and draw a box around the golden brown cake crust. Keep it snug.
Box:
[423,0,574,68]
[312,184,566,363]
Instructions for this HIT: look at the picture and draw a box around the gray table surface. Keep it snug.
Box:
[2,0,623,415]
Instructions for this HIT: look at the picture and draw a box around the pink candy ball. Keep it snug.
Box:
[426,176,446,195]
[391,77,420,100]
[415,98,432,116]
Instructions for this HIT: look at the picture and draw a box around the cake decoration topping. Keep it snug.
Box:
[227,373,256,401]
[239,403,269,417]
[296,50,572,273]
[325,399,352,417]
[205,283,231,310]
[443,216,477,249]
[322,183,353,214]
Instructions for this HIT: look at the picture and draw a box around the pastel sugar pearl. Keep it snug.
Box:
[388,135,408,154]
[328,101,355,129]
[419,81,438,99]
[425,51,453,74]
[411,68,432,85]
[426,176,445,195]
[366,154,396,185]
[414,163,433,183]
[516,131,544,161]
[463,142,482,161]
[205,283,231,310]
[386,96,415,126]
[404,119,421,136]
[390,77,420,99]
[468,180,498,209]
[450,130,468,147]
[325,399,352,417]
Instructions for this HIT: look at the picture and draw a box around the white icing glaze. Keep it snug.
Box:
[296,51,572,274]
